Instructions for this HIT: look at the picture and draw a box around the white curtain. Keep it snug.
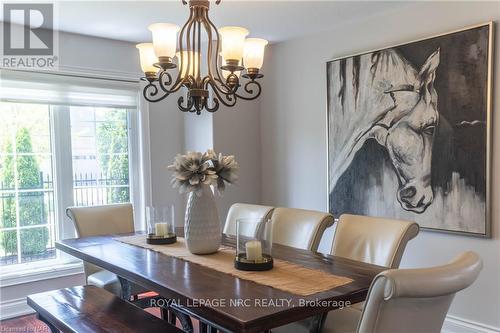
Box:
[0,69,138,108]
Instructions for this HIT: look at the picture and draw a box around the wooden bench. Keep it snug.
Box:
[27,285,184,333]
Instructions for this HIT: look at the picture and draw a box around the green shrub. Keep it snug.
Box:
[1,128,48,257]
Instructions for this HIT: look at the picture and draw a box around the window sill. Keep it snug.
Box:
[0,261,84,287]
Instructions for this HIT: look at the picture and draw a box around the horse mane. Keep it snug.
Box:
[328,48,420,191]
[336,49,417,112]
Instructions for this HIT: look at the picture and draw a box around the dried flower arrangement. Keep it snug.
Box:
[168,149,239,195]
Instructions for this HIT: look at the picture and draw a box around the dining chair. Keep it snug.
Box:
[330,214,420,268]
[66,203,148,299]
[325,214,420,327]
[354,251,482,333]
[276,251,482,333]
[223,203,275,236]
[270,207,334,251]
[275,213,419,333]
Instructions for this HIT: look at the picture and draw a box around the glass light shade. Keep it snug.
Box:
[146,205,176,244]
[235,218,273,271]
[219,26,249,62]
[243,38,268,70]
[148,23,180,58]
[176,51,199,78]
[136,43,158,73]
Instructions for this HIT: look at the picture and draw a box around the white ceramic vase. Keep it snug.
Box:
[184,184,221,254]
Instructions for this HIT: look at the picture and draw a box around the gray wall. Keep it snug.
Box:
[213,100,262,224]
[260,1,500,329]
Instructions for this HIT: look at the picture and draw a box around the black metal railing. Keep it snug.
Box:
[0,172,129,265]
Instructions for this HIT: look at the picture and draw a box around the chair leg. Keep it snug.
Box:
[117,276,132,300]
[36,314,58,333]
[168,309,177,325]
[199,322,208,333]
[308,313,327,333]
[168,306,193,333]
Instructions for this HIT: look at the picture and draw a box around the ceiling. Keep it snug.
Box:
[6,1,413,44]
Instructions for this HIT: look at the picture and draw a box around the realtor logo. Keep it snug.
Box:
[3,3,54,56]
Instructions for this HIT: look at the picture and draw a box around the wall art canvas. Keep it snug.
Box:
[327,23,493,236]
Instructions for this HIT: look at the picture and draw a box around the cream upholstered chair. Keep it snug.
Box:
[330,214,420,268]
[275,213,419,333]
[66,203,148,298]
[223,203,275,236]
[276,252,482,333]
[353,251,482,333]
[270,207,334,251]
[325,214,419,330]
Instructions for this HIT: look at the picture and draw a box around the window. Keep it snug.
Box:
[0,103,56,265]
[0,70,140,270]
[70,106,131,206]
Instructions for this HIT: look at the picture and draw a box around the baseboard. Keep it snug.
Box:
[443,315,500,333]
[0,297,35,320]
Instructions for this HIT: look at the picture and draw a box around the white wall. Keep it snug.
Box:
[260,1,500,330]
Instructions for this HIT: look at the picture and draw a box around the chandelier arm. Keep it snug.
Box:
[143,82,170,103]
[155,7,195,95]
[207,79,237,108]
[184,9,195,82]
[203,10,236,94]
[196,9,202,81]
[234,80,262,101]
[178,95,195,112]
[156,71,173,93]
[205,97,220,113]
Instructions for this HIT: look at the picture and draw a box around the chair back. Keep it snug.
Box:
[331,214,419,268]
[223,203,275,236]
[66,203,135,237]
[358,251,482,333]
[271,207,333,251]
[66,203,134,277]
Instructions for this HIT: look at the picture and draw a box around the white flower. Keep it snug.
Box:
[168,149,239,195]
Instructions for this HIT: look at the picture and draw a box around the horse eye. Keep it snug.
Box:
[423,125,435,135]
[389,92,396,103]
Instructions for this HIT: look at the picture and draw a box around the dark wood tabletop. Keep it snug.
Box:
[56,232,384,333]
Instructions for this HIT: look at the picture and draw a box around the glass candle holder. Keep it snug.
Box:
[146,205,176,244]
[234,218,273,271]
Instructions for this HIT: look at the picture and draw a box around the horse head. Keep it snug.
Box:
[369,49,440,213]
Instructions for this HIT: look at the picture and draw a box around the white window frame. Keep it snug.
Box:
[0,75,146,280]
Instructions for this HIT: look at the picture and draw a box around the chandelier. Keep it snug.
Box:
[136,0,268,114]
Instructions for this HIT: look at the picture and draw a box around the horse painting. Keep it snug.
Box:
[327,23,492,236]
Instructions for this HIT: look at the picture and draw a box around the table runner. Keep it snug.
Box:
[116,235,352,296]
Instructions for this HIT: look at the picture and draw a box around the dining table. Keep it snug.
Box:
[56,230,384,333]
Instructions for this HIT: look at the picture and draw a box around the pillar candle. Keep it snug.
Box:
[155,223,168,236]
[245,240,263,261]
